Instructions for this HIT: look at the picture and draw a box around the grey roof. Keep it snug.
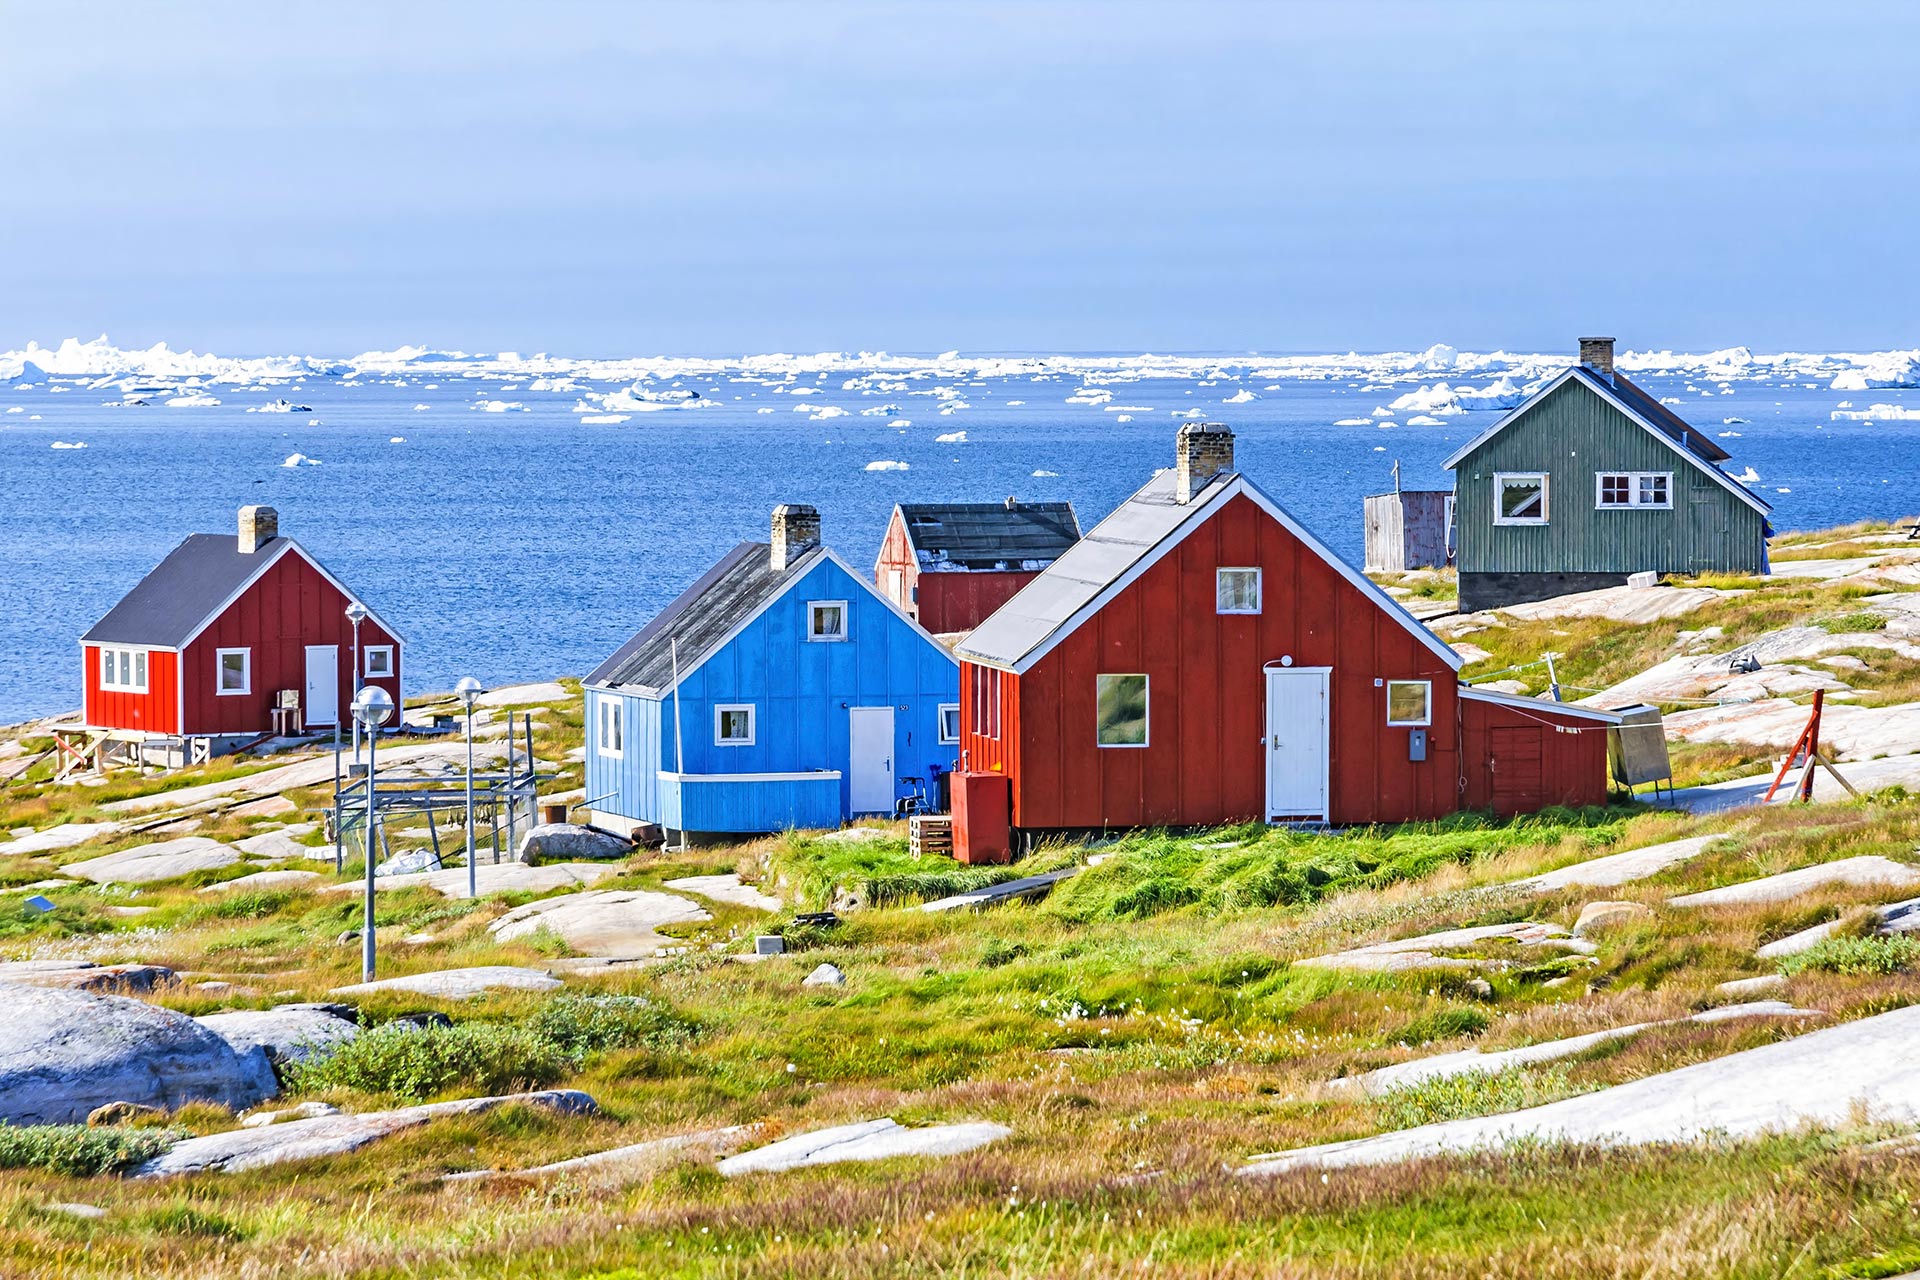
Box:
[82,534,288,646]
[957,471,1227,668]
[896,501,1081,569]
[587,542,820,692]
[1574,365,1731,463]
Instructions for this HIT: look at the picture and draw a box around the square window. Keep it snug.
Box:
[217,648,250,695]
[364,646,394,678]
[808,601,847,641]
[715,704,755,745]
[1095,674,1148,747]
[1598,473,1633,507]
[1638,473,1669,506]
[1386,680,1431,726]
[938,703,960,744]
[1217,567,1261,614]
[1495,473,1548,524]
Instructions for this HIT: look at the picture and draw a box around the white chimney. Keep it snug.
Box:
[770,503,821,571]
[238,505,279,554]
[1175,422,1235,504]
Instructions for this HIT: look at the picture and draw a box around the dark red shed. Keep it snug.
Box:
[80,506,402,743]
[952,424,1616,841]
[875,500,1081,636]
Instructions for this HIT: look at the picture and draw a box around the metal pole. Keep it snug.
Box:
[361,722,377,982]
[465,701,477,898]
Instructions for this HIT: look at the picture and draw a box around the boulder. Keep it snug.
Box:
[488,889,709,958]
[0,985,278,1124]
[330,965,564,1000]
[233,831,327,862]
[803,963,846,987]
[198,869,325,894]
[62,837,242,885]
[1573,900,1653,937]
[241,1101,342,1128]
[0,960,176,993]
[87,1101,166,1127]
[376,849,442,877]
[514,822,631,864]
[195,1006,360,1066]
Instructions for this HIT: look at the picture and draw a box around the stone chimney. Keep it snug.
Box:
[238,505,279,554]
[1579,336,1616,382]
[770,503,821,572]
[1175,422,1235,504]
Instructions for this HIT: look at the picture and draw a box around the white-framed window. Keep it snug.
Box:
[1595,471,1673,509]
[715,703,756,746]
[216,648,251,696]
[1493,472,1549,525]
[1386,680,1432,727]
[938,703,961,744]
[98,645,149,693]
[363,645,395,678]
[597,697,623,758]
[807,600,848,642]
[1095,673,1149,748]
[1216,567,1262,614]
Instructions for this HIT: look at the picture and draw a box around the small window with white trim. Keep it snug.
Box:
[99,646,150,692]
[1216,567,1261,614]
[363,645,394,678]
[715,704,756,745]
[1386,680,1431,726]
[597,698,623,758]
[938,703,960,744]
[1493,472,1549,525]
[973,667,1001,740]
[1096,674,1149,747]
[216,648,251,696]
[808,600,847,641]
[1595,471,1672,509]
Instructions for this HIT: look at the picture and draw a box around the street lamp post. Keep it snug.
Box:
[352,685,394,983]
[345,601,370,764]
[455,677,484,899]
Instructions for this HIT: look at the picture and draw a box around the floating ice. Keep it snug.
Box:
[1222,389,1257,403]
[281,453,309,467]
[888,419,911,428]
[388,436,406,443]
[1733,466,1761,484]
[809,406,847,421]
[474,400,525,413]
[865,460,910,472]
[1723,416,1747,424]
[412,403,431,411]
[247,398,312,413]
[935,431,967,443]
[50,440,86,449]
[1031,469,1059,477]
[579,414,630,425]
[1405,415,1444,427]
[1334,417,1372,427]
[1831,403,1920,421]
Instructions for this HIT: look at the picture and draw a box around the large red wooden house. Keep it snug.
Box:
[875,500,1081,635]
[950,424,1618,859]
[79,506,402,757]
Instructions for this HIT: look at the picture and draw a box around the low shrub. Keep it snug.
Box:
[0,1124,179,1176]
[1393,1006,1490,1045]
[1779,934,1920,977]
[1821,611,1888,635]
[1375,1065,1578,1129]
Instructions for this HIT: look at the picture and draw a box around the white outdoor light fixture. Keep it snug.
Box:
[455,676,484,899]
[345,601,371,762]
[352,685,394,983]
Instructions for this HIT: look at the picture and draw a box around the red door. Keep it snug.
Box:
[1490,726,1545,813]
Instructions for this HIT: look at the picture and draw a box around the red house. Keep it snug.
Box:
[80,506,402,755]
[950,424,1617,857]
[875,500,1081,636]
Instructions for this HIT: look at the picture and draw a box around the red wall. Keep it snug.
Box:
[83,647,180,735]
[1460,698,1611,813]
[180,550,400,735]
[876,510,1047,635]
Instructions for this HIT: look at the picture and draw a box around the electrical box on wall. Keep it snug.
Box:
[1408,728,1428,762]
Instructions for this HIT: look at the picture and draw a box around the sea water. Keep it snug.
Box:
[0,349,1911,723]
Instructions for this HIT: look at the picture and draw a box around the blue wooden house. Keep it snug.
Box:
[583,504,961,839]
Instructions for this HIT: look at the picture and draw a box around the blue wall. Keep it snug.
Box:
[586,554,959,830]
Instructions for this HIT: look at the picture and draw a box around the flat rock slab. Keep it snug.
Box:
[63,836,243,885]
[489,889,710,957]
[133,1089,597,1176]
[1496,584,1727,625]
[331,965,564,999]
[664,874,782,913]
[1671,856,1920,908]
[1510,835,1728,892]
[921,868,1080,913]
[0,960,177,993]
[476,681,571,706]
[1337,1000,1821,1095]
[1244,1002,1920,1175]
[446,1124,758,1183]
[234,831,328,862]
[1296,922,1570,972]
[228,795,298,819]
[1667,752,1920,815]
[323,861,620,898]
[0,985,277,1125]
[195,1007,359,1065]
[199,869,326,894]
[716,1118,1011,1176]
[1757,894,1920,959]
[0,822,122,855]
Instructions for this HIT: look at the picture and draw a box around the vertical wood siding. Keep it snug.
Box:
[875,510,1045,634]
[1454,379,1767,576]
[83,646,180,734]
[1459,697,1611,812]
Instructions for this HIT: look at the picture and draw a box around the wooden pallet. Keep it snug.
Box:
[909,814,953,857]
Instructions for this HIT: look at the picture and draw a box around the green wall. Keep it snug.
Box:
[1452,378,1768,576]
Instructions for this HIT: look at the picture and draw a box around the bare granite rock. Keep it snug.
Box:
[1671,856,1920,908]
[514,822,632,864]
[195,1006,360,1066]
[331,965,564,999]
[488,890,709,958]
[62,837,243,885]
[716,1118,1010,1175]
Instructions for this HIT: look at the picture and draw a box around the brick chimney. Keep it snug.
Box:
[238,505,279,554]
[1175,422,1235,504]
[1579,336,1616,382]
[770,503,821,571]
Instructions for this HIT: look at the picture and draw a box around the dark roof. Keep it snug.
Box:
[587,542,821,692]
[1576,365,1731,463]
[896,501,1080,570]
[82,534,287,646]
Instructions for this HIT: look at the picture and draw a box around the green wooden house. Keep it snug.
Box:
[1443,337,1771,612]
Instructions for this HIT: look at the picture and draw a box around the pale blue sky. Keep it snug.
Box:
[3,1,1916,355]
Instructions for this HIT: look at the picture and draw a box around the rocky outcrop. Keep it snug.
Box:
[195,1006,360,1066]
[514,822,631,864]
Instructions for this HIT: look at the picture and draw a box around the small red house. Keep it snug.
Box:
[80,506,402,746]
[951,424,1617,854]
[875,500,1081,636]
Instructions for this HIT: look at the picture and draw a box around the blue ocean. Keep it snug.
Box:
[1,349,1911,724]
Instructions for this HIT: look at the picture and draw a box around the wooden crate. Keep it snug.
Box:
[909,814,953,857]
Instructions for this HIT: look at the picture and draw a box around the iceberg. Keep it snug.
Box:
[1222,389,1257,403]
[1830,403,1920,421]
[247,398,313,413]
[579,414,630,425]
[50,440,87,449]
[1405,414,1445,426]
[1031,469,1059,477]
[1333,417,1372,427]
[865,460,909,472]
[935,431,966,442]
[474,400,524,413]
[281,453,308,467]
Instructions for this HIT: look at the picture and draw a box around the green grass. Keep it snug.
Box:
[761,829,1078,909]
[1374,1065,1583,1128]
[1780,934,1920,977]
[0,1125,180,1176]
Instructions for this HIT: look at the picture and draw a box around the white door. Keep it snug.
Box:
[847,706,895,814]
[305,646,339,727]
[1265,668,1330,821]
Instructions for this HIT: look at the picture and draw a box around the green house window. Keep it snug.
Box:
[1596,471,1672,509]
[1095,674,1148,748]
[1494,472,1549,525]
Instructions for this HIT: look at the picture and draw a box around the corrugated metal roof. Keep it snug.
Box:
[82,534,286,646]
[956,471,1225,667]
[586,542,821,692]
[898,501,1081,569]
